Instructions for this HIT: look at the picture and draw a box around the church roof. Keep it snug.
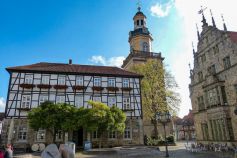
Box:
[6,62,143,78]
[134,11,146,18]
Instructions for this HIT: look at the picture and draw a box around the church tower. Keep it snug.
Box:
[122,6,163,69]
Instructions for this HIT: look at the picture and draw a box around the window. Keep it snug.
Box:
[18,126,27,141]
[143,42,149,52]
[36,129,46,142]
[22,95,31,108]
[94,77,101,87]
[201,124,209,141]
[93,131,98,139]
[25,75,33,84]
[201,54,206,63]
[221,86,227,104]
[39,95,48,105]
[123,97,130,110]
[197,72,203,82]
[136,20,139,26]
[234,84,237,94]
[123,78,129,88]
[56,130,63,141]
[76,76,83,86]
[108,97,116,107]
[197,96,205,111]
[206,87,220,106]
[75,95,83,107]
[124,126,131,139]
[109,130,116,139]
[141,20,144,25]
[56,96,65,104]
[42,75,50,84]
[58,76,65,85]
[93,96,101,102]
[213,45,219,54]
[223,56,231,69]
[208,64,216,75]
[108,78,116,87]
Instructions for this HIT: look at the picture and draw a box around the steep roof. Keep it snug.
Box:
[6,62,143,78]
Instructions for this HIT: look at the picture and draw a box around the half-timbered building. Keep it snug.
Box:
[2,61,143,148]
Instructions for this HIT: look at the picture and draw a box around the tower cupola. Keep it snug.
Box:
[133,7,147,30]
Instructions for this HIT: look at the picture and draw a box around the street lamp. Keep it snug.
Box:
[156,112,171,157]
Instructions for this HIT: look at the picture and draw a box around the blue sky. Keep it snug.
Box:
[0,0,236,117]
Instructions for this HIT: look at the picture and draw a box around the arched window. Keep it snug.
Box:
[137,20,139,26]
[143,42,149,52]
[141,20,144,26]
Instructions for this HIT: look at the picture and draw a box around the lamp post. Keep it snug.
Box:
[156,112,171,157]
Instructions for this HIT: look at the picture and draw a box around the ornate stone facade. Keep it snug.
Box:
[189,14,237,146]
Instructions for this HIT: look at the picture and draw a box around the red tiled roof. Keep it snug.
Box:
[228,31,237,43]
[6,62,143,78]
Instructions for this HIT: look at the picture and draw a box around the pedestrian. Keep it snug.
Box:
[4,144,13,158]
[0,146,4,158]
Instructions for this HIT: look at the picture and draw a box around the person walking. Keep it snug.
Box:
[4,144,13,158]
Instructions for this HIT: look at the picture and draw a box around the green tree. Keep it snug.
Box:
[85,101,126,148]
[28,101,78,143]
[130,59,181,138]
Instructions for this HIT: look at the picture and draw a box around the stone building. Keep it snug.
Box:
[2,62,143,149]
[189,13,237,146]
[173,110,195,141]
[122,7,173,138]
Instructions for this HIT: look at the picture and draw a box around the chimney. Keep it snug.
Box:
[69,59,72,65]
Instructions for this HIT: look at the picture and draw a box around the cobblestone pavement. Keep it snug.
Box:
[13,142,236,158]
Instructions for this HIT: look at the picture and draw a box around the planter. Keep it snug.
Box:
[106,87,119,91]
[54,85,68,90]
[72,85,87,91]
[122,109,133,112]
[37,84,52,89]
[16,107,30,111]
[20,84,35,89]
[92,86,104,91]
[121,87,132,91]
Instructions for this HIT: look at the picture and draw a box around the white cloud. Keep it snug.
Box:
[89,55,125,67]
[0,97,6,112]
[150,1,173,18]
[168,0,237,117]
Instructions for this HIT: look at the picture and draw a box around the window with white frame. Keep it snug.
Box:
[58,76,66,85]
[39,95,48,105]
[18,126,27,141]
[36,129,46,142]
[75,95,83,107]
[94,77,101,87]
[76,76,83,86]
[108,78,116,87]
[56,96,65,104]
[123,97,130,110]
[42,75,50,84]
[93,96,101,102]
[108,97,116,107]
[124,126,131,139]
[56,130,63,141]
[25,75,33,84]
[22,95,31,108]
[123,78,129,88]
[109,130,116,139]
